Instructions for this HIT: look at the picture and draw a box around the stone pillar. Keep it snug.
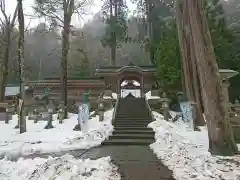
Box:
[234,100,240,116]
[141,76,144,97]
[222,79,230,116]
[98,95,105,121]
[117,79,120,95]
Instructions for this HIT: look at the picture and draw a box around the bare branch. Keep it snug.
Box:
[10,20,32,43]
[77,48,88,60]
[0,1,18,45]
[9,4,18,30]
[0,0,8,23]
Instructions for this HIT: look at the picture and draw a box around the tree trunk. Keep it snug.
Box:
[187,0,238,155]
[147,0,154,64]
[0,3,17,101]
[17,0,26,133]
[0,62,4,101]
[0,63,6,101]
[109,0,116,65]
[189,33,205,127]
[0,33,11,101]
[61,0,74,119]
[175,0,205,128]
[0,28,12,101]
[61,23,69,119]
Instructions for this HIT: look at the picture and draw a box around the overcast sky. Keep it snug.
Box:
[3,0,136,28]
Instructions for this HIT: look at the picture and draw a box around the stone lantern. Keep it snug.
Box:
[160,92,170,121]
[234,99,240,116]
[219,69,239,116]
[98,93,105,121]
[0,102,10,124]
[5,107,10,124]
[6,103,15,124]
[45,100,54,129]
[33,108,40,123]
[151,83,160,97]
[104,85,114,108]
[57,102,64,124]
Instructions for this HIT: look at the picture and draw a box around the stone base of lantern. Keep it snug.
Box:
[73,124,81,131]
[151,90,160,97]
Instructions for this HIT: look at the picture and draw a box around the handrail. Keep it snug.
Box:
[112,94,120,123]
[144,95,155,121]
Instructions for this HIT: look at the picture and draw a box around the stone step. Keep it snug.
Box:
[114,126,149,129]
[115,114,152,120]
[115,118,151,120]
[102,139,154,146]
[113,129,155,135]
[114,124,149,127]
[116,111,148,113]
[118,103,145,105]
[118,102,145,103]
[109,134,154,139]
[118,104,146,106]
[119,99,145,101]
[115,114,150,116]
[117,107,146,109]
[117,111,144,113]
[115,115,151,117]
[117,106,147,108]
[114,127,152,130]
[114,125,150,128]
[115,114,150,117]
[115,118,152,123]
[118,105,146,107]
[119,103,146,105]
[117,107,147,109]
[118,102,145,104]
[114,122,150,126]
[114,121,151,124]
[115,118,151,121]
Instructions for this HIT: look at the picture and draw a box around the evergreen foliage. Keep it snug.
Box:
[101,0,128,48]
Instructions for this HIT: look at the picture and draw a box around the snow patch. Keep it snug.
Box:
[0,109,114,159]
[149,111,240,180]
[0,154,120,180]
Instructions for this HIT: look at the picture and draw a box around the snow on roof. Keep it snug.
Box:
[133,80,140,86]
[121,80,128,86]
[121,80,140,87]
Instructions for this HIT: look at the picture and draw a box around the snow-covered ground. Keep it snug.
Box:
[0,154,120,180]
[0,109,114,159]
[149,111,240,180]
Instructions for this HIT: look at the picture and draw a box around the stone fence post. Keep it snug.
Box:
[104,89,113,108]
[233,99,240,116]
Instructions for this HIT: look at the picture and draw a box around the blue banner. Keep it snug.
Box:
[180,102,193,123]
[78,103,89,124]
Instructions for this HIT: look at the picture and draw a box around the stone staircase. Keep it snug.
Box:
[103,94,155,145]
